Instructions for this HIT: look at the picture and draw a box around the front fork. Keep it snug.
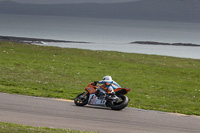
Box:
[80,91,88,98]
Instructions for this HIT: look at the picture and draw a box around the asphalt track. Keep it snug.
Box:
[0,92,200,133]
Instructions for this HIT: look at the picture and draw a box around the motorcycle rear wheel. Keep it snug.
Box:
[109,95,129,110]
[74,92,89,106]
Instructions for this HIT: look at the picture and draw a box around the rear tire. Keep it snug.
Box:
[109,95,129,110]
[74,92,89,106]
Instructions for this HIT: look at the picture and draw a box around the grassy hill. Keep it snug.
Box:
[0,41,200,115]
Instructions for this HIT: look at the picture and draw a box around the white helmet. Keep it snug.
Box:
[103,75,112,81]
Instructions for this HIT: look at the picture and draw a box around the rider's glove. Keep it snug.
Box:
[92,81,98,86]
[94,81,98,85]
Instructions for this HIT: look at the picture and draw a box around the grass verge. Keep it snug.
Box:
[0,122,98,133]
[0,41,200,115]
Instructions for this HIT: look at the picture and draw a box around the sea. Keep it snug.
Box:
[0,14,200,59]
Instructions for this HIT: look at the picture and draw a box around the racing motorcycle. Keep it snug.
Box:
[74,82,131,110]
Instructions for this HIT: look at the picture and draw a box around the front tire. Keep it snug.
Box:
[109,95,129,110]
[74,92,89,106]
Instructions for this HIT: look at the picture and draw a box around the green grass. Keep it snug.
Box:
[0,41,200,115]
[0,122,98,133]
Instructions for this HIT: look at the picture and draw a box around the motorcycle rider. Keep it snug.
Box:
[94,76,121,100]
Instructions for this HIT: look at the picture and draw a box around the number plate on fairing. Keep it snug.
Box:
[88,94,106,106]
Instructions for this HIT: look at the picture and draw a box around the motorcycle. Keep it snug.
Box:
[74,82,131,110]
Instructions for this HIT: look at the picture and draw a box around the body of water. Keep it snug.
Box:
[36,42,200,59]
[0,14,200,59]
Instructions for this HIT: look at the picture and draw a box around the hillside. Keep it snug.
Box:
[0,0,200,23]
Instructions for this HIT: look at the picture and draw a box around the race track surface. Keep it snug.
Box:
[0,92,200,133]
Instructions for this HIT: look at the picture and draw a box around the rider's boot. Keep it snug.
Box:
[108,92,119,102]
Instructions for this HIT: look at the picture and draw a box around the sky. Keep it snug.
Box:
[0,0,139,4]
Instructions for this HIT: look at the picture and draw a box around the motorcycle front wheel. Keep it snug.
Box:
[109,95,129,110]
[74,92,89,106]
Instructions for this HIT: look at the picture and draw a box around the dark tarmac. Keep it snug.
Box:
[0,92,200,133]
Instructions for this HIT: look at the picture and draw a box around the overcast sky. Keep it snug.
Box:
[1,0,139,4]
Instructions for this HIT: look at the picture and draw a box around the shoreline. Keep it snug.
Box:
[132,41,200,47]
[1,35,200,47]
[0,35,90,44]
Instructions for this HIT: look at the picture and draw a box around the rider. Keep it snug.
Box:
[94,75,121,99]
